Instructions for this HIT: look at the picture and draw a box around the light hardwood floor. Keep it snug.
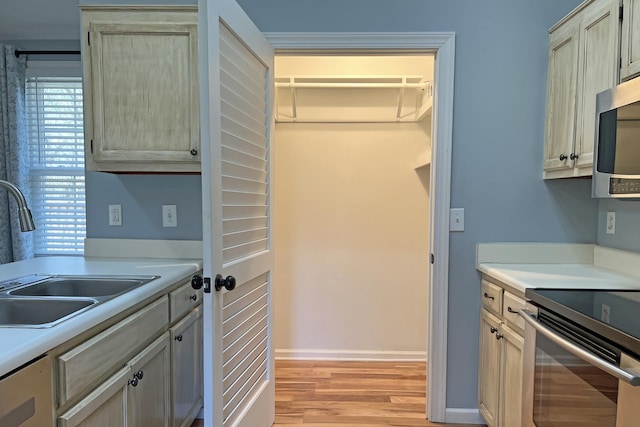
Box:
[191,360,484,427]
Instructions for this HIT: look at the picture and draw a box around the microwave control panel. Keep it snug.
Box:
[610,178,640,194]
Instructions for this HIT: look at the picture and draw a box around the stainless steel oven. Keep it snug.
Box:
[522,289,640,427]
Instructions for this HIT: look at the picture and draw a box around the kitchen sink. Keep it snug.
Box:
[0,274,160,328]
[0,298,97,327]
[9,276,157,298]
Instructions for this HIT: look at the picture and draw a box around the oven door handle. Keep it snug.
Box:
[520,309,640,386]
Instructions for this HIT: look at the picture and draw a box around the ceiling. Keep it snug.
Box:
[0,0,81,41]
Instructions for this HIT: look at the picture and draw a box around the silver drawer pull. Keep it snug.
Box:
[521,309,640,386]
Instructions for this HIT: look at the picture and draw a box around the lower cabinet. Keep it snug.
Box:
[499,325,524,427]
[478,280,525,427]
[58,333,171,427]
[478,309,501,427]
[55,278,203,427]
[171,306,203,427]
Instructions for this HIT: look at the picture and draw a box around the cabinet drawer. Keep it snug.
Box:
[502,291,526,332]
[481,280,503,315]
[170,281,201,322]
[57,296,169,406]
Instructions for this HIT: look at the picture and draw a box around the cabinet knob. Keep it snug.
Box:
[128,377,139,387]
[190,294,198,301]
[135,371,143,380]
[570,153,579,160]
[559,154,568,161]
[190,148,198,156]
[175,335,183,342]
[495,333,504,340]
[490,327,498,334]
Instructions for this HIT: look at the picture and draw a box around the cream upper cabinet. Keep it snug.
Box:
[81,6,200,172]
[544,0,620,179]
[621,0,640,80]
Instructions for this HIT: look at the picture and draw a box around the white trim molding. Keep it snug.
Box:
[264,31,455,423]
[275,349,427,362]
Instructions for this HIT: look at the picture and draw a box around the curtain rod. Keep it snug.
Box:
[14,50,81,58]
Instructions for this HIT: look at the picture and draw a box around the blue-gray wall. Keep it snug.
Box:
[85,172,202,240]
[234,0,597,410]
[598,199,640,252]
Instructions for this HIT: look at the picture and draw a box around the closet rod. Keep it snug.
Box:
[15,50,81,58]
[275,82,429,89]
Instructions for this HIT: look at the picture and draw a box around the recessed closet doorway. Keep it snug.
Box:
[271,52,434,408]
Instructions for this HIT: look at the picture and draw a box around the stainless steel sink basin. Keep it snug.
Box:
[0,274,160,328]
[9,276,157,298]
[0,298,96,327]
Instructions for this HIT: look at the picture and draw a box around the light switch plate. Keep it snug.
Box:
[108,204,122,226]
[162,205,177,228]
[450,208,464,232]
[606,211,616,235]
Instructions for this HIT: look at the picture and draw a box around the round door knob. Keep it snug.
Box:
[191,275,203,290]
[490,327,497,334]
[135,371,143,380]
[175,335,183,342]
[495,333,504,340]
[129,377,138,387]
[215,274,237,291]
[570,153,579,160]
[190,148,198,156]
[559,154,568,161]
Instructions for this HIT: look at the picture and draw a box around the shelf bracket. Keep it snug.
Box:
[290,77,298,122]
[396,78,406,121]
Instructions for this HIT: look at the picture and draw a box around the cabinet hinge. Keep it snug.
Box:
[430,253,435,264]
[620,5,624,20]
[203,277,211,293]
[87,31,90,46]
[90,139,93,154]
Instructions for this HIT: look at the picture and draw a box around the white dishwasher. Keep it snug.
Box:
[0,356,53,427]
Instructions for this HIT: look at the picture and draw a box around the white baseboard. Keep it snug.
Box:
[445,408,485,424]
[275,349,427,361]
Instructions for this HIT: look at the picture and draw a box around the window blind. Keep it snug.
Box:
[25,77,86,255]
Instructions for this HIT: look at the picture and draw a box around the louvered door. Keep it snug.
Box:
[200,0,274,426]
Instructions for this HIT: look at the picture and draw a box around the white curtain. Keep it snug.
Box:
[0,45,33,264]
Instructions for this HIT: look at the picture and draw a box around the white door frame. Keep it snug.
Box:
[264,31,455,423]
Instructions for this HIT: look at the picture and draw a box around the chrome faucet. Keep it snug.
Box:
[0,180,35,231]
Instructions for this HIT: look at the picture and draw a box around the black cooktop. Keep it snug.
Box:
[526,288,640,357]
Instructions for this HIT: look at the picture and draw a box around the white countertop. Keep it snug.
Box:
[0,255,202,377]
[477,243,640,295]
[477,263,640,294]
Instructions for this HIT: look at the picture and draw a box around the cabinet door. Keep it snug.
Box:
[58,367,129,427]
[478,308,502,427]
[544,20,580,172]
[622,0,640,80]
[499,324,524,427]
[84,13,200,172]
[127,333,171,427]
[171,306,203,427]
[575,0,620,169]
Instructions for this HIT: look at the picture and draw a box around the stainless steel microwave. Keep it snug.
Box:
[593,77,640,198]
